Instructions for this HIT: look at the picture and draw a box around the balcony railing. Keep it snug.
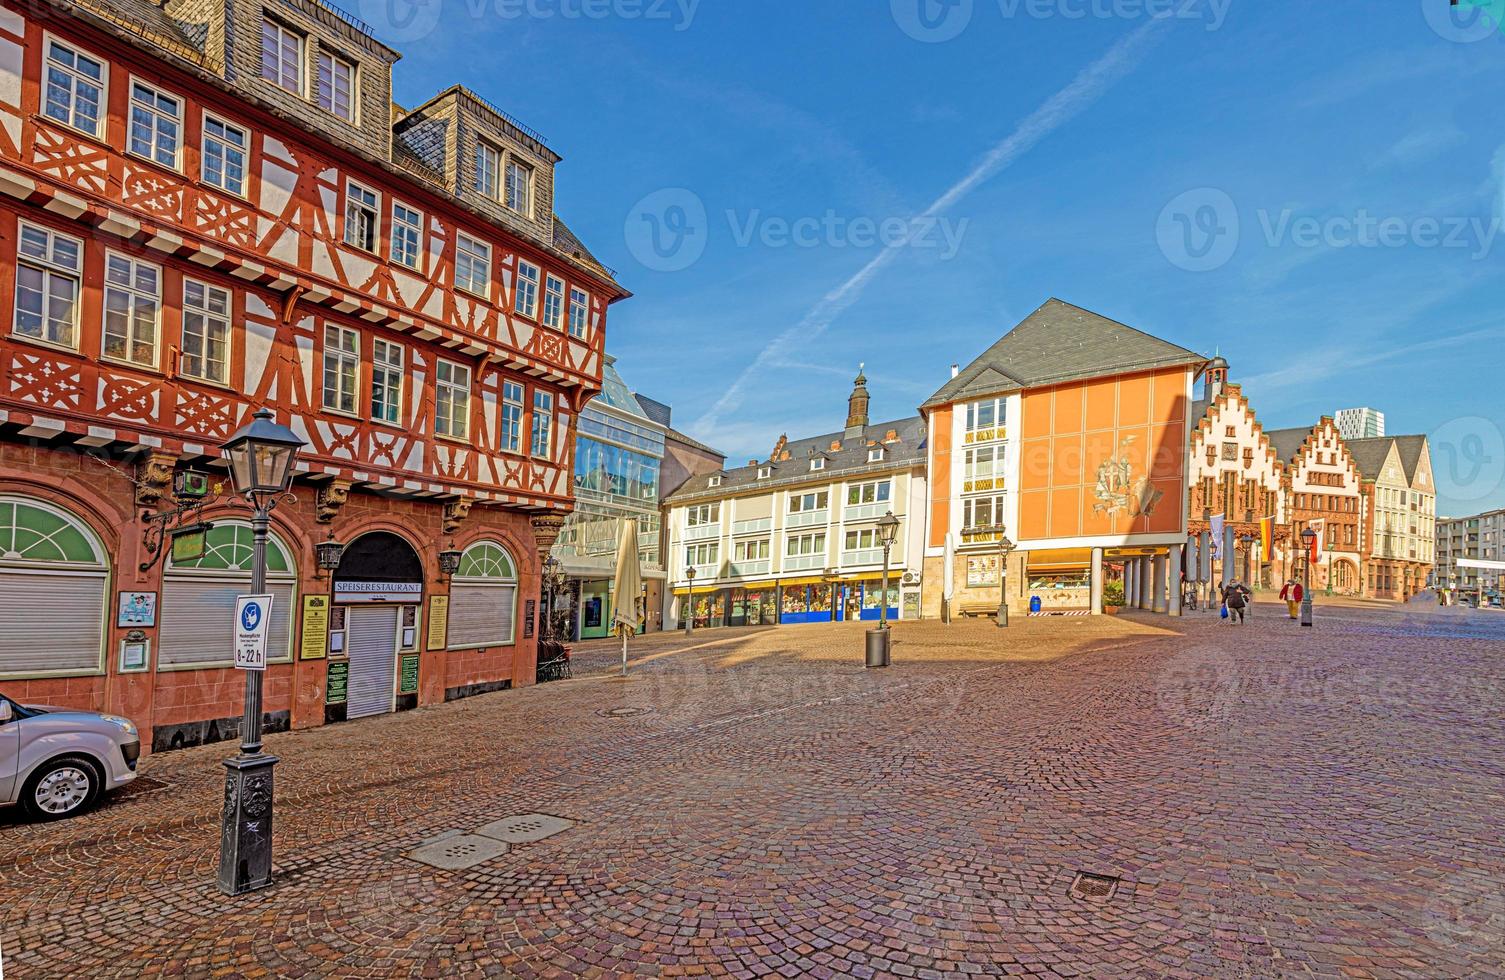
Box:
[732,517,773,535]
[786,510,828,529]
[688,563,718,581]
[783,554,827,572]
[683,524,721,542]
[729,560,771,578]
[841,548,884,567]
[843,502,892,522]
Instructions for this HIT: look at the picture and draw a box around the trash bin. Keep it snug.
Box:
[865,627,890,668]
[1029,595,1042,614]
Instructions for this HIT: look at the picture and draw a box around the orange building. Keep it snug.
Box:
[921,300,1205,617]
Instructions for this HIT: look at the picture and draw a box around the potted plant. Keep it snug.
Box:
[1102,581,1125,614]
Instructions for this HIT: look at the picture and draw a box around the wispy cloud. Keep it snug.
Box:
[1242,322,1505,393]
[691,19,1170,434]
[1369,126,1467,171]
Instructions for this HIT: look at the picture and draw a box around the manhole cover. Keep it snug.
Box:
[474,812,576,845]
[406,834,509,870]
[1069,871,1120,902]
[596,706,653,718]
[114,776,171,800]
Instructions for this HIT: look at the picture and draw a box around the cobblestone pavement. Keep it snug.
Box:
[3,602,1505,978]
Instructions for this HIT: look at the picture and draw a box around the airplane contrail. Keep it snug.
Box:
[692,18,1170,435]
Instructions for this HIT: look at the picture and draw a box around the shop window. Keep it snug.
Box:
[0,496,107,677]
[158,522,295,668]
[447,540,517,650]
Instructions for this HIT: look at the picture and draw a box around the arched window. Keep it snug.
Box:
[0,495,108,676]
[158,522,297,668]
[447,540,518,650]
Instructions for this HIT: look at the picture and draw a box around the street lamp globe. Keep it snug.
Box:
[221,408,304,497]
[876,511,901,548]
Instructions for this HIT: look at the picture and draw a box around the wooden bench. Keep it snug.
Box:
[958,602,999,619]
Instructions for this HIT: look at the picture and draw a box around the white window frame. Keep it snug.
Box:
[963,494,1007,531]
[542,274,565,330]
[685,542,718,567]
[786,532,826,557]
[500,380,524,454]
[201,113,249,197]
[180,278,231,385]
[455,233,492,296]
[505,158,533,216]
[127,78,183,170]
[515,260,540,318]
[847,480,892,506]
[343,179,379,253]
[530,389,553,459]
[788,491,829,513]
[735,539,770,562]
[810,458,826,472]
[844,529,878,551]
[474,141,500,200]
[707,476,721,488]
[686,503,720,527]
[568,287,589,339]
[757,466,771,479]
[13,221,83,351]
[314,49,358,122]
[370,337,404,425]
[41,36,108,138]
[259,19,303,95]
[435,359,472,440]
[966,397,1006,432]
[321,324,360,416]
[390,201,423,269]
[868,447,885,462]
[101,251,161,368]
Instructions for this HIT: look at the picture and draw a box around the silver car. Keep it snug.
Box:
[0,693,140,820]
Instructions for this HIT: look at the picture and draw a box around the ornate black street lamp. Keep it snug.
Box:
[217,408,304,896]
[1300,526,1316,628]
[542,554,561,642]
[995,530,1015,628]
[314,534,344,575]
[683,564,697,636]
[866,512,901,668]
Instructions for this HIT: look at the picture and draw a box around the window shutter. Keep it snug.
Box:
[447,583,516,649]
[0,570,106,675]
[158,575,295,667]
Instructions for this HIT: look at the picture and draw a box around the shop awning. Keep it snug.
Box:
[671,584,720,596]
[1104,546,1167,559]
[1026,547,1092,571]
[730,581,778,592]
[778,575,832,587]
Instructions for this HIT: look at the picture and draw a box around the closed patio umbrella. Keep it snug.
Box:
[612,517,643,676]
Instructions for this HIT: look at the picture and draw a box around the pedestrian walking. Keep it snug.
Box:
[1279,579,1303,620]
[1223,581,1247,625]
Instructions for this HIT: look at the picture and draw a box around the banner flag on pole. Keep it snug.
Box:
[1259,517,1274,562]
[1209,514,1225,559]
[1308,519,1325,564]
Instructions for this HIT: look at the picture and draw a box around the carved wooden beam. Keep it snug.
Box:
[443,497,474,536]
[315,479,353,524]
[529,513,566,558]
[134,450,178,509]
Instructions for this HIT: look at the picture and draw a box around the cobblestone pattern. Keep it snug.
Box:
[3,602,1503,978]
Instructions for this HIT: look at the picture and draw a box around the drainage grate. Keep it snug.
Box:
[596,706,652,718]
[406,833,510,870]
[474,812,576,845]
[1069,871,1120,902]
[113,776,171,801]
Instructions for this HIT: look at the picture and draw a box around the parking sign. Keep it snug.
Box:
[234,594,274,670]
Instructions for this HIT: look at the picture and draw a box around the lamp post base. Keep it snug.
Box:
[865,627,890,668]
[1300,598,1313,628]
[218,752,278,896]
[995,603,1009,627]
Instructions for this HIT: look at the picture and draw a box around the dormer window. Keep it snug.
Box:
[757,466,771,479]
[868,448,884,463]
[474,142,500,199]
[260,20,303,95]
[708,475,721,488]
[315,50,357,122]
[505,158,533,216]
[810,458,825,472]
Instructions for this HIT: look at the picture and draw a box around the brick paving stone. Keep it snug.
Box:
[2,603,1504,977]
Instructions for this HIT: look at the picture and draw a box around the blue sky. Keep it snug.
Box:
[356,0,1505,515]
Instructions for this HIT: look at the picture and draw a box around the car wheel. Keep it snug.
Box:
[21,756,102,821]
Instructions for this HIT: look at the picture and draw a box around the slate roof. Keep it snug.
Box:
[922,299,1206,409]
[666,416,926,503]
[71,0,205,60]
[1264,426,1316,465]
[1345,437,1399,482]
[1391,435,1429,484]
[665,427,725,459]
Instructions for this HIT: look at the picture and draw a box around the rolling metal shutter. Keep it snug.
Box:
[346,605,398,719]
[0,569,106,675]
[447,583,516,649]
[158,577,295,667]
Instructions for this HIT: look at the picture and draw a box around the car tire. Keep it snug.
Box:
[20,755,102,821]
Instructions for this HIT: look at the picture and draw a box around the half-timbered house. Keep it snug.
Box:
[0,0,628,750]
